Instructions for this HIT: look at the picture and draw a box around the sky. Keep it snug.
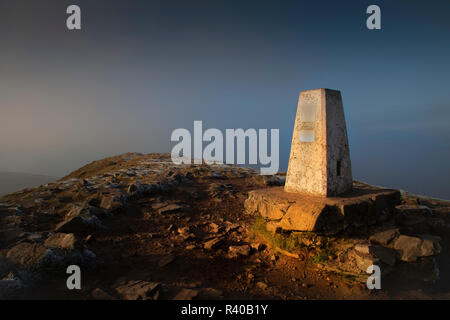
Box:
[0,0,449,199]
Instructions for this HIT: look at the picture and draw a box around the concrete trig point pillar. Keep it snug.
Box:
[245,88,401,234]
[285,88,353,197]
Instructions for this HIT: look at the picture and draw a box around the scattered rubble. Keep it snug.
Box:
[228,245,251,258]
[204,238,223,250]
[115,280,161,300]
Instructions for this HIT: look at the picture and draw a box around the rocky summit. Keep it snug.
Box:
[1,152,450,300]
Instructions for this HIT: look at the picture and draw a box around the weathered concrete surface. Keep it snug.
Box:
[285,88,352,197]
[245,186,401,234]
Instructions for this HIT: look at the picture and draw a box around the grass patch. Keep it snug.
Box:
[250,216,305,253]
[312,251,330,264]
[251,216,336,263]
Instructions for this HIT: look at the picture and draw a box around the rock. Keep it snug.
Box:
[369,245,397,266]
[260,175,285,186]
[420,235,442,257]
[402,197,420,206]
[173,288,199,300]
[127,184,138,194]
[200,288,223,299]
[65,204,87,219]
[280,203,343,234]
[245,187,400,234]
[55,214,103,234]
[177,233,196,242]
[228,245,251,258]
[115,280,161,300]
[266,221,281,233]
[345,242,397,269]
[158,255,175,268]
[6,241,96,271]
[354,244,370,255]
[244,192,292,220]
[44,233,77,250]
[251,243,266,251]
[27,232,44,242]
[369,228,399,245]
[393,236,422,262]
[397,214,429,233]
[348,250,379,272]
[91,288,116,300]
[393,235,441,262]
[158,204,182,215]
[209,222,220,233]
[151,202,168,210]
[204,238,223,250]
[100,195,122,212]
[177,226,191,235]
[396,205,432,215]
[256,282,268,290]
[225,222,241,233]
[6,242,49,269]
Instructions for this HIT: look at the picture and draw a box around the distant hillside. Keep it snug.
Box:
[0,172,57,196]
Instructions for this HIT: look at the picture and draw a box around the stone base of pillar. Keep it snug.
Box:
[244,183,401,235]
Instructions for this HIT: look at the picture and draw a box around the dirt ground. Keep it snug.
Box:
[16,176,450,300]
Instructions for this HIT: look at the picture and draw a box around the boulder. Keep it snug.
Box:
[55,214,103,234]
[393,235,441,262]
[44,233,77,250]
[419,235,442,257]
[5,241,97,272]
[369,245,397,266]
[369,228,399,245]
[6,243,49,270]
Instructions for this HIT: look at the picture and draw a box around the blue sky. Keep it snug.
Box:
[0,0,449,198]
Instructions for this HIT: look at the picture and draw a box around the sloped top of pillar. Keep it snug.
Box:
[299,88,341,94]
